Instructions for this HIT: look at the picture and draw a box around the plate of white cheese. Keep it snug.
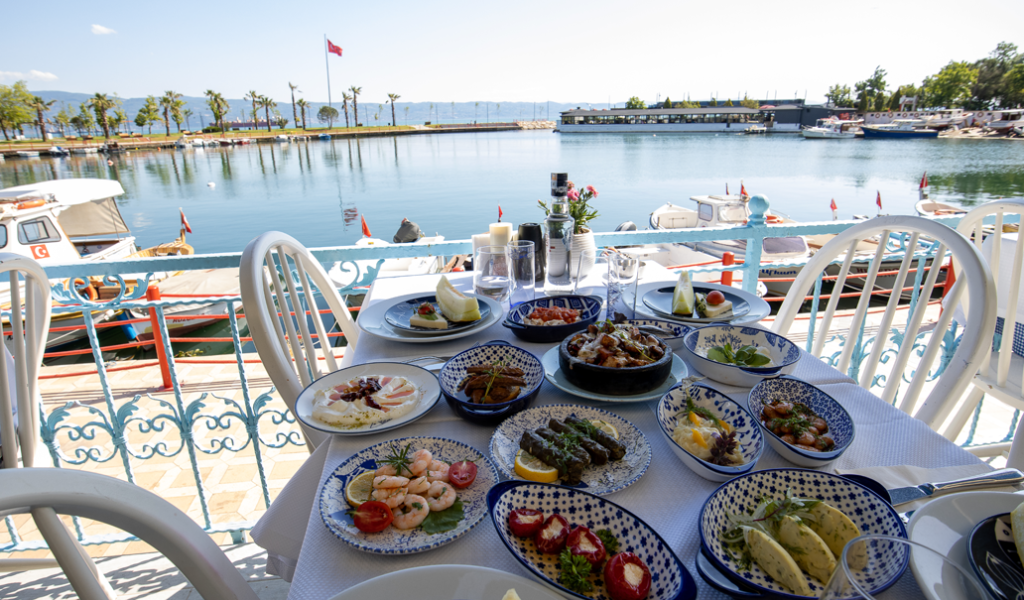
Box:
[642,283,750,323]
[295,362,441,436]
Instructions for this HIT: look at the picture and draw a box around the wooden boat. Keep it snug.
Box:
[915,200,966,217]
[801,118,862,139]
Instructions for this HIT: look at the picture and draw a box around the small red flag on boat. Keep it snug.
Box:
[361,215,371,238]
[179,208,192,233]
[327,39,343,57]
[920,172,928,189]
[830,198,838,211]
[726,183,730,195]
[740,182,748,196]
[498,205,503,222]
[876,191,882,211]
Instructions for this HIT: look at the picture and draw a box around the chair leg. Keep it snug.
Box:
[941,386,986,441]
[1008,419,1024,470]
[32,507,116,600]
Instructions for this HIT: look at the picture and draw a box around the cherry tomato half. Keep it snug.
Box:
[706,290,726,306]
[508,508,545,538]
[348,500,394,533]
[449,460,477,489]
[534,514,570,554]
[604,552,652,600]
[567,526,606,567]
[417,302,435,315]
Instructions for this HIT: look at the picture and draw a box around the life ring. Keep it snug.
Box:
[71,278,98,301]
[872,113,879,118]
[766,214,783,223]
[16,199,45,210]
[913,113,920,117]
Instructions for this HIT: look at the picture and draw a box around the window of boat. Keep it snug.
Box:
[0,225,6,248]
[719,205,747,222]
[698,204,714,221]
[763,236,808,255]
[17,217,61,244]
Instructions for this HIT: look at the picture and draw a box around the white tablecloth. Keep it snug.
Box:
[254,272,985,600]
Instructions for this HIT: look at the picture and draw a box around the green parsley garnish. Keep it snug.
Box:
[558,548,593,593]
[596,529,620,554]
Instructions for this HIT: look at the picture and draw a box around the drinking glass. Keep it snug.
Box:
[473,245,511,306]
[507,240,536,307]
[571,249,598,295]
[819,535,986,600]
[606,252,640,320]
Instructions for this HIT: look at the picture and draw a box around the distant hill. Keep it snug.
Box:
[30,90,596,132]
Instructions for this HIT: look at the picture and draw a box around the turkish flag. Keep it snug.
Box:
[498,205,503,221]
[327,39,343,57]
[740,183,748,196]
[830,198,838,211]
[180,208,192,233]
[876,191,882,210]
[361,215,372,238]
[920,171,928,189]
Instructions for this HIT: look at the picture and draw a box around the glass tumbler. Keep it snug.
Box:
[473,245,511,306]
[606,253,640,320]
[507,240,536,307]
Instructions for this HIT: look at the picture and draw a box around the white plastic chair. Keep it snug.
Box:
[0,468,260,600]
[937,200,1024,463]
[239,231,359,451]
[772,216,997,430]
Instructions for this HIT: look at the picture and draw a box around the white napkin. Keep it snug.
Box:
[836,463,1021,513]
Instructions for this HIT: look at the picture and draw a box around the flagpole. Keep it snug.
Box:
[324,34,333,108]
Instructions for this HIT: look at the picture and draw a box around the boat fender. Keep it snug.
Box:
[16,199,45,210]
[71,278,98,301]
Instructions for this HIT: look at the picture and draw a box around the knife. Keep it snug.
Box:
[888,468,1024,506]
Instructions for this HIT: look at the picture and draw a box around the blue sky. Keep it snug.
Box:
[4,0,1021,108]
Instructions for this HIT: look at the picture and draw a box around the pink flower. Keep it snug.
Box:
[567,181,576,190]
[586,185,598,196]
[567,189,580,201]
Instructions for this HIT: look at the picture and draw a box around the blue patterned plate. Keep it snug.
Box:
[319,436,498,555]
[748,376,855,468]
[540,346,688,403]
[699,469,907,599]
[488,480,698,600]
[385,294,491,334]
[643,285,750,323]
[968,513,1024,600]
[624,318,692,350]
[327,564,565,600]
[488,404,651,495]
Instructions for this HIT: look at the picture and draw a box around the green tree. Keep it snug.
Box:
[70,102,96,136]
[1003,63,1024,107]
[88,93,117,139]
[135,95,160,135]
[922,61,979,108]
[29,96,55,141]
[404,105,410,124]
[317,105,339,129]
[295,98,309,129]
[258,95,277,132]
[204,90,229,132]
[739,95,759,109]
[349,85,361,126]
[873,91,887,112]
[182,108,193,130]
[825,84,852,107]
[724,98,734,107]
[864,66,888,95]
[662,96,672,109]
[160,91,182,135]
[624,96,646,109]
[708,97,717,107]
[288,82,300,130]
[388,93,400,126]
[53,103,71,136]
[341,92,352,128]
[0,81,34,140]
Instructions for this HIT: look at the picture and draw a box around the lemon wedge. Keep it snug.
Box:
[514,450,559,483]
[345,471,376,508]
[672,271,695,315]
[588,419,619,440]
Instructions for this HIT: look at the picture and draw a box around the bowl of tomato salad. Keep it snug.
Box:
[503,295,603,343]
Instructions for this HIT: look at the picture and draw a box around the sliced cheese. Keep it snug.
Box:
[778,516,836,584]
[501,590,522,600]
[672,271,695,315]
[807,503,865,570]
[745,528,812,597]
[436,275,481,322]
[409,311,448,329]
[702,299,734,318]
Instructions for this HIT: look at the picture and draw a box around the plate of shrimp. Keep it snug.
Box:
[319,436,498,555]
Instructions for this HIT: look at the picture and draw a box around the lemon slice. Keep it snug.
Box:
[345,471,376,508]
[588,419,619,440]
[514,450,559,483]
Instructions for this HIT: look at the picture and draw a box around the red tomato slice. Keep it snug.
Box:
[706,290,726,306]
[449,460,477,489]
[348,500,394,533]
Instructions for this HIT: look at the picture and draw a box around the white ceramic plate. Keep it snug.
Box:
[358,291,503,344]
[907,491,1024,600]
[489,404,651,495]
[540,346,688,403]
[634,281,770,326]
[294,362,441,436]
[327,564,565,600]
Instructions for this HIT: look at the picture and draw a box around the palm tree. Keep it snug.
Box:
[89,93,117,139]
[183,108,193,131]
[204,90,230,132]
[245,90,260,130]
[404,106,409,124]
[288,82,300,131]
[349,86,361,126]
[259,95,277,132]
[388,93,400,127]
[295,99,309,129]
[475,102,479,123]
[341,92,352,128]
[160,91,182,136]
[29,96,56,141]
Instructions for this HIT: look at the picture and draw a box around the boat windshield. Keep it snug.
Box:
[763,236,808,255]
[719,205,747,223]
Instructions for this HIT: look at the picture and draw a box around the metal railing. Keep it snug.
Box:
[2,194,1018,553]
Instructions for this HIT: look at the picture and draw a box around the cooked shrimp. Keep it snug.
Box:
[408,449,433,477]
[371,486,407,509]
[427,460,450,483]
[426,481,457,512]
[407,476,431,495]
[392,494,430,529]
[374,464,398,477]
[372,475,409,489]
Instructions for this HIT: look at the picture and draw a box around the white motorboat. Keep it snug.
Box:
[328,220,447,290]
[801,118,862,139]
[70,147,98,155]
[47,146,69,156]
[915,200,966,217]
[985,110,1024,132]
[273,135,290,143]
[15,151,39,158]
[125,267,243,340]
[174,138,192,149]
[916,109,971,130]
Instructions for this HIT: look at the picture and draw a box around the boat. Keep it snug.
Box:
[234,138,252,145]
[273,135,290,143]
[861,120,939,139]
[1014,125,1024,137]
[15,151,39,158]
[328,220,447,290]
[174,138,191,149]
[47,146,69,156]
[916,109,972,130]
[125,267,243,340]
[801,118,862,139]
[558,106,804,133]
[0,179,194,348]
[983,109,1024,132]
[915,200,966,217]
[70,147,99,155]
[318,133,332,140]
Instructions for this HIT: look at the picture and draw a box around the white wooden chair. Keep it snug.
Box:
[239,231,359,451]
[772,216,997,431]
[0,468,260,600]
[936,199,1024,464]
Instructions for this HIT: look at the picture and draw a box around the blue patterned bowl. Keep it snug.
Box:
[503,295,603,343]
[656,384,763,482]
[438,341,544,425]
[488,480,697,600]
[699,469,907,599]
[319,436,498,555]
[489,404,651,495]
[682,324,800,387]
[748,376,855,468]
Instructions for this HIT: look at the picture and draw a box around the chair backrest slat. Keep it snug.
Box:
[998,230,1024,387]
[837,232,890,374]
[278,248,321,386]
[810,241,857,357]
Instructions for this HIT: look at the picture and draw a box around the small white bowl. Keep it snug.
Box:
[657,384,763,482]
[682,324,800,387]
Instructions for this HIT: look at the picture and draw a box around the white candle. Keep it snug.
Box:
[489,223,513,247]
[472,233,492,255]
